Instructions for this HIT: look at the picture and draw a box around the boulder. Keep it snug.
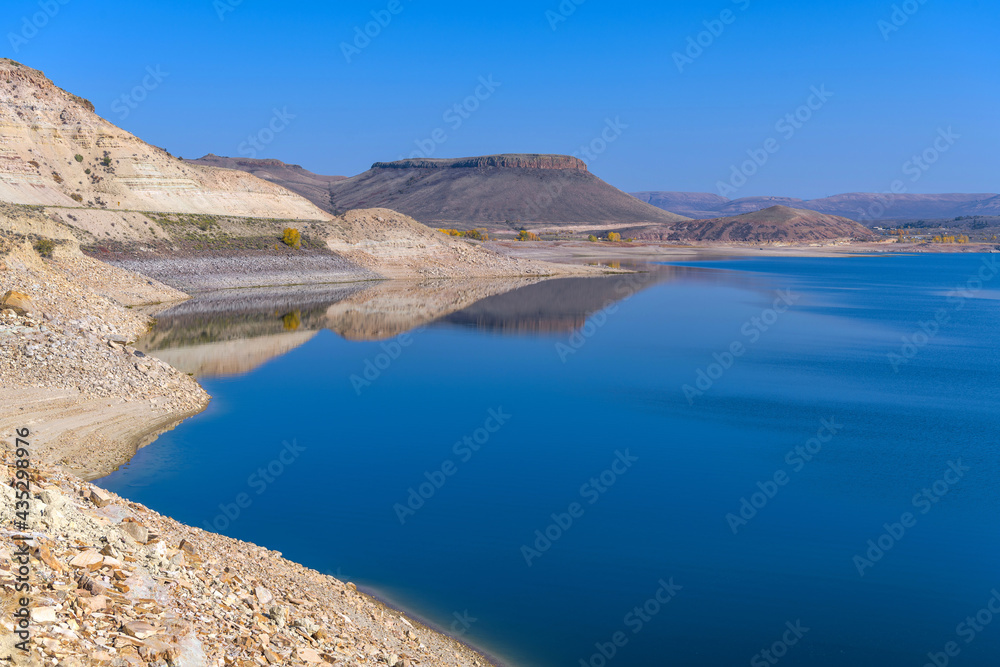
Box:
[1,290,32,315]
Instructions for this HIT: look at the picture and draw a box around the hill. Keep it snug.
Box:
[0,59,328,220]
[632,190,1000,222]
[325,154,689,229]
[186,154,346,212]
[623,205,876,243]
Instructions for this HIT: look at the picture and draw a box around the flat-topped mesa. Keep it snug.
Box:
[371,154,589,172]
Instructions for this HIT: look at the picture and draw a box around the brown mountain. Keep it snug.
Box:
[186,154,346,211]
[324,154,689,229]
[633,191,1000,221]
[623,205,876,243]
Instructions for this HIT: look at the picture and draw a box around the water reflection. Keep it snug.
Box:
[139,265,737,377]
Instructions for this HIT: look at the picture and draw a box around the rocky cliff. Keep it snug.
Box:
[371,154,589,171]
[0,59,328,220]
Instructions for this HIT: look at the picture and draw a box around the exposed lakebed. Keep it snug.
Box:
[98,255,1000,666]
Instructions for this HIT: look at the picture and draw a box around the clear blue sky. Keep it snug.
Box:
[5,0,998,199]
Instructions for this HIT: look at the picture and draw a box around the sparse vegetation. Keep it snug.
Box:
[51,171,64,184]
[34,238,55,258]
[438,228,489,241]
[517,230,541,242]
[282,311,302,331]
[282,228,302,248]
[70,193,83,202]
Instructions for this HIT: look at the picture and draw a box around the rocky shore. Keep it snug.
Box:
[0,226,497,665]
[0,457,495,667]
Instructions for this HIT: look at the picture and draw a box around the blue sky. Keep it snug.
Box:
[4,0,998,199]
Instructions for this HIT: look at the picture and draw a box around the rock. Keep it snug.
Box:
[122,620,158,640]
[34,542,63,572]
[90,487,113,507]
[295,647,324,663]
[69,550,103,568]
[1,290,32,315]
[121,521,149,544]
[32,606,58,622]
[77,594,109,614]
[178,538,198,555]
[255,585,274,606]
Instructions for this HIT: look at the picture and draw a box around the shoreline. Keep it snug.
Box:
[356,583,512,667]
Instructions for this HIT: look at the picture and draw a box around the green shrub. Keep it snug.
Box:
[587,235,597,242]
[74,154,84,162]
[517,230,541,242]
[35,238,55,258]
[70,193,83,202]
[607,232,621,242]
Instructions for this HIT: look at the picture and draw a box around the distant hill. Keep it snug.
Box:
[325,154,689,229]
[186,154,346,212]
[623,205,876,243]
[0,59,327,220]
[632,191,1000,222]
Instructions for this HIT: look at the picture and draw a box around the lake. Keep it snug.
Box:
[98,254,1000,666]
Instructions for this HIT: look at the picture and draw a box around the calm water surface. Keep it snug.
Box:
[98,254,1000,666]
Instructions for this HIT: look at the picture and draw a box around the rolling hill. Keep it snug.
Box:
[622,205,877,243]
[186,154,347,212]
[632,191,1000,222]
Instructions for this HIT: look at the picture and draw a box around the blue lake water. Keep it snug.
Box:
[98,254,1000,666]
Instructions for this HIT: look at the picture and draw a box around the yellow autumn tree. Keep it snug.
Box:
[282,228,301,248]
